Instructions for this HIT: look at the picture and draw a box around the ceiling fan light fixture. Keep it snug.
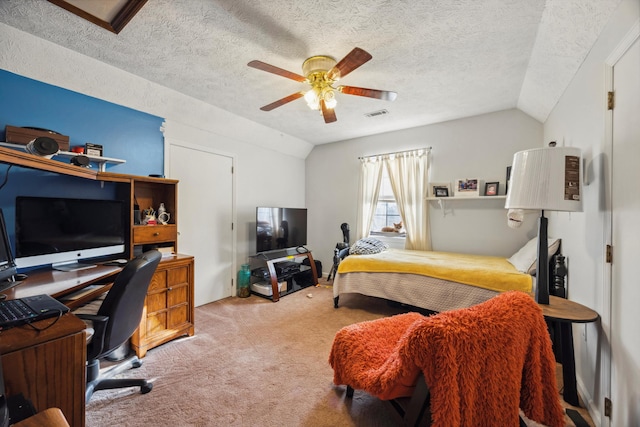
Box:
[304,88,320,110]
[322,87,337,109]
[302,55,337,78]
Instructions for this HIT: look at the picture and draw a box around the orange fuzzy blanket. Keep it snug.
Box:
[329,291,565,427]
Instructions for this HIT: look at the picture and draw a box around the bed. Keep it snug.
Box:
[332,237,563,313]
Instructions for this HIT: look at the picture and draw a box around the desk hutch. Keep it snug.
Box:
[0,146,195,426]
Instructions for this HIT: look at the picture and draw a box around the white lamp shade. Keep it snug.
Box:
[505,146,583,212]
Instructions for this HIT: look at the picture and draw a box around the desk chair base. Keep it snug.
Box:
[85,353,152,403]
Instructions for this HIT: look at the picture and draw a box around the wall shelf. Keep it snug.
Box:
[0,142,125,172]
[426,195,506,201]
[427,195,507,216]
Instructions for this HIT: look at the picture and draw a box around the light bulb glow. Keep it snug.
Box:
[304,88,320,110]
[323,88,337,109]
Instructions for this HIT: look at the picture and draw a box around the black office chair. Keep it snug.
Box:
[74,250,162,403]
[327,223,350,281]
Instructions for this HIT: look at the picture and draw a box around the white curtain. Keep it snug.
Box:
[384,150,431,250]
[356,158,384,240]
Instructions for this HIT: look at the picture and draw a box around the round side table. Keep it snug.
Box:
[538,295,599,407]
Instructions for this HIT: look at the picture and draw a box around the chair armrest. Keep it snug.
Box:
[74,313,109,324]
[75,314,109,359]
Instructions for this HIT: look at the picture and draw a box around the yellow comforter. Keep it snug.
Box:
[337,248,532,293]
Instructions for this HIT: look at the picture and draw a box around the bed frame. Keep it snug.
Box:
[332,245,567,310]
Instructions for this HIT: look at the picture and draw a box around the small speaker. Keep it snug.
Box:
[70,155,90,167]
[25,137,59,158]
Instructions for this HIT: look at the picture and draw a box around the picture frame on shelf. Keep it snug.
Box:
[484,182,499,196]
[506,166,512,195]
[435,186,449,197]
[84,142,103,157]
[429,182,451,198]
[454,178,480,197]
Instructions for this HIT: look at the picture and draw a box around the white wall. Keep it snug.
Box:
[0,24,309,269]
[544,1,640,425]
[306,109,542,274]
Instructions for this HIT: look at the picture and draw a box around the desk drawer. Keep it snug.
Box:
[133,225,177,244]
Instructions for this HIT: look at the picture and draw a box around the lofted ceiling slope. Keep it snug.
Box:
[0,0,622,145]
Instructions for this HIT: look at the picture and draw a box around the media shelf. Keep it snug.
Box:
[248,248,318,302]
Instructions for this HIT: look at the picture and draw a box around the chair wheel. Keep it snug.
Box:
[131,359,142,369]
[141,383,153,394]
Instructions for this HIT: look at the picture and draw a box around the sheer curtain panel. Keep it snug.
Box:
[384,150,431,250]
[356,158,384,240]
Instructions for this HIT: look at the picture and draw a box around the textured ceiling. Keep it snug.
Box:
[0,0,622,145]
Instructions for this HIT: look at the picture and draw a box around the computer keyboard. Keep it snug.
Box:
[0,299,38,326]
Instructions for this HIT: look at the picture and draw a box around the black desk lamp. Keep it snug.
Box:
[505,145,583,304]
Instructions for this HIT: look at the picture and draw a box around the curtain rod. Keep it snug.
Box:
[358,147,432,160]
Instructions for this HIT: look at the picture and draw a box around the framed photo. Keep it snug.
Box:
[429,182,451,198]
[84,143,103,157]
[484,182,499,196]
[454,178,480,197]
[434,186,449,197]
[505,166,512,195]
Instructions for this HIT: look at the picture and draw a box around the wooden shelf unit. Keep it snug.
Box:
[0,146,195,357]
[101,172,180,257]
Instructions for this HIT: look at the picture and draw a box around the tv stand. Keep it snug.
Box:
[249,248,318,302]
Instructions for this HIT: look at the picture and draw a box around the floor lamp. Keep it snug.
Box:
[505,146,583,304]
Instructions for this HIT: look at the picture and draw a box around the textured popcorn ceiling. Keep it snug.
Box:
[0,0,622,145]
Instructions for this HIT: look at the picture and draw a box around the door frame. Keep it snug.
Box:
[164,136,237,300]
[603,19,640,427]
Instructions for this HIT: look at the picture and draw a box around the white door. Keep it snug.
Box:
[610,33,639,424]
[168,142,234,306]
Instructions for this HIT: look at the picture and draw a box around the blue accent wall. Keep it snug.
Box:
[0,70,164,176]
[0,70,165,264]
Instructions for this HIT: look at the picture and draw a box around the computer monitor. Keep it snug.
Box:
[14,196,125,271]
[0,209,18,287]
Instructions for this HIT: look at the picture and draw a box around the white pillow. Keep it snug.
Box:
[508,237,560,274]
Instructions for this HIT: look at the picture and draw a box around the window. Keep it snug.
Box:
[371,166,403,234]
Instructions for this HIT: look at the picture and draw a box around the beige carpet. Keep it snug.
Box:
[86,281,592,426]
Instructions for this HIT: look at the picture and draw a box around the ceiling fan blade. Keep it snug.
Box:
[321,100,337,123]
[338,85,398,101]
[260,92,305,111]
[327,47,372,81]
[248,60,307,82]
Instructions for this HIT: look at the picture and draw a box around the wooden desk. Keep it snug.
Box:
[0,315,86,427]
[3,265,121,309]
[539,296,599,407]
[0,265,122,427]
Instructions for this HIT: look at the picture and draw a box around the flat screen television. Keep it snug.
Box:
[256,207,307,253]
[15,196,126,271]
